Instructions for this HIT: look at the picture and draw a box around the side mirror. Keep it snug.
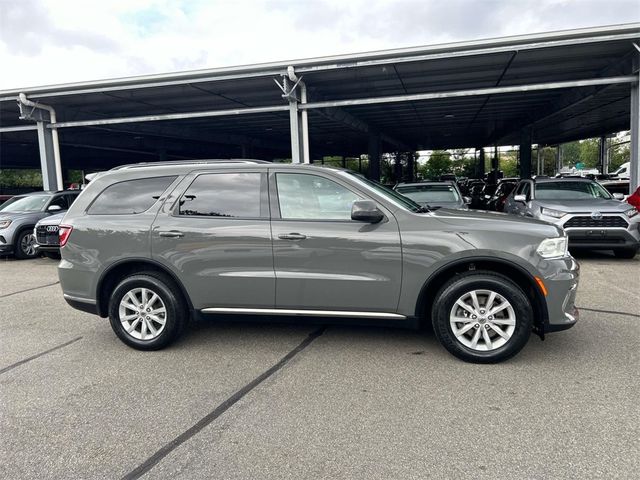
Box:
[463,196,471,204]
[351,200,384,224]
[612,192,624,201]
[514,194,527,203]
[47,204,63,212]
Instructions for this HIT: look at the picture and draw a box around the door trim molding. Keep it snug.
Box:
[200,307,406,319]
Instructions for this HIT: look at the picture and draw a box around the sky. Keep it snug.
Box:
[0,0,638,90]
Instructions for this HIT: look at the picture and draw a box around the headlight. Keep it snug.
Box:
[624,207,638,218]
[540,207,567,218]
[537,237,568,259]
[0,219,11,229]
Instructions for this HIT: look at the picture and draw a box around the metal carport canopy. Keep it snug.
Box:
[0,23,638,189]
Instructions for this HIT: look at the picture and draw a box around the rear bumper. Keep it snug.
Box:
[63,294,99,315]
[35,244,60,253]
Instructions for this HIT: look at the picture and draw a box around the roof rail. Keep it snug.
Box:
[110,159,271,170]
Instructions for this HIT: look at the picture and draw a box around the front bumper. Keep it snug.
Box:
[539,212,640,250]
[0,234,14,254]
[565,228,639,250]
[540,255,580,333]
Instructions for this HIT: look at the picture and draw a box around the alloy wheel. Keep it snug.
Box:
[449,289,516,351]
[118,287,167,341]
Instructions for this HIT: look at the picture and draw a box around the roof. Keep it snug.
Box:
[1,23,639,170]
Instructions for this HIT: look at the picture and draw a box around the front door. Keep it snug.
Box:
[270,170,402,313]
[151,170,274,310]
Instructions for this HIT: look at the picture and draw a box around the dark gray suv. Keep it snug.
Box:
[59,160,579,363]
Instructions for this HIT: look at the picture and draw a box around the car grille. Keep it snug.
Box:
[563,216,628,229]
[35,225,60,246]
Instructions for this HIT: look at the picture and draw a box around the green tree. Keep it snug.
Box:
[419,150,452,180]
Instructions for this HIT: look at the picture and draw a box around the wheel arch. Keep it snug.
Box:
[95,258,193,318]
[415,256,548,334]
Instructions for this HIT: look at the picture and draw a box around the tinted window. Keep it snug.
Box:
[178,173,264,218]
[89,176,177,214]
[277,173,361,220]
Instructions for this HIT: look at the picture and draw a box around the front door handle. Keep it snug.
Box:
[278,233,307,240]
[158,230,184,238]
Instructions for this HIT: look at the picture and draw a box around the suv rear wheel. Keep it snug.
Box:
[108,272,187,350]
[431,271,533,363]
[14,229,38,259]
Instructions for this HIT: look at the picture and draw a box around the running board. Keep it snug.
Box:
[200,307,406,319]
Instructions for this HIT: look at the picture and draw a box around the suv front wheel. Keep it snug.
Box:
[108,272,187,350]
[431,271,533,363]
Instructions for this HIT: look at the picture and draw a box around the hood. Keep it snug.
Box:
[0,211,47,223]
[429,208,562,236]
[35,212,66,226]
[535,198,632,213]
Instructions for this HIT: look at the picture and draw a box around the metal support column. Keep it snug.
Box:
[406,152,415,183]
[556,145,562,174]
[17,94,63,191]
[284,67,310,164]
[368,133,382,182]
[35,121,59,191]
[478,148,485,179]
[537,147,543,176]
[519,129,532,179]
[598,135,608,174]
[631,55,640,193]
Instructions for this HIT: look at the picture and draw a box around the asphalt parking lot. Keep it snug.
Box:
[1,253,639,479]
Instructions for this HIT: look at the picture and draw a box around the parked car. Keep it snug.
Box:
[0,194,14,206]
[610,162,630,179]
[59,160,579,364]
[0,191,80,259]
[488,180,518,212]
[34,212,66,259]
[468,182,486,209]
[394,181,468,210]
[478,183,499,210]
[628,185,640,210]
[600,180,630,199]
[504,178,639,258]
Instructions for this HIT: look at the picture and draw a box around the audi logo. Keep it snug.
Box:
[46,226,59,232]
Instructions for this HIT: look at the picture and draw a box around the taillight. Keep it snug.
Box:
[59,225,73,247]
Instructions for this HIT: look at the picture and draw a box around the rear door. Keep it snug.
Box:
[269,170,402,313]
[151,170,274,310]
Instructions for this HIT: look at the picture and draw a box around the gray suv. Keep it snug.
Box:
[59,160,580,363]
[0,191,79,259]
[504,178,640,258]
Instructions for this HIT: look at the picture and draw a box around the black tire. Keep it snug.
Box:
[108,271,187,350]
[43,251,61,260]
[431,271,533,364]
[14,229,39,260]
[613,248,638,259]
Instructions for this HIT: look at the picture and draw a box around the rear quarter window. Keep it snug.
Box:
[88,176,177,215]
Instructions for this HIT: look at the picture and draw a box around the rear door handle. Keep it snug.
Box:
[158,230,184,238]
[278,233,307,240]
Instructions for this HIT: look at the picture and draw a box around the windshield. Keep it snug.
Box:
[341,172,424,212]
[0,195,50,212]
[535,181,612,200]
[396,184,460,204]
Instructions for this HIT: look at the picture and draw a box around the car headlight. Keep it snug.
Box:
[0,219,11,229]
[540,207,567,218]
[624,207,638,218]
[537,237,568,259]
